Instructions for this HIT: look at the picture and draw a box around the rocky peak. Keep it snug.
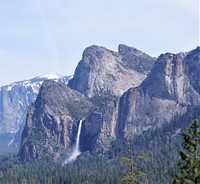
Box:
[68,45,149,98]
[82,45,119,63]
[118,44,156,75]
[118,44,144,56]
[141,51,200,104]
[141,53,184,99]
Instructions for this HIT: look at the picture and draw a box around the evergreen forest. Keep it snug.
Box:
[0,106,200,184]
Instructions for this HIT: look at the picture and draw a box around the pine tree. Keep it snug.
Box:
[173,119,200,184]
[121,139,147,184]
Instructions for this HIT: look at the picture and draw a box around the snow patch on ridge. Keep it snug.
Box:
[43,73,62,79]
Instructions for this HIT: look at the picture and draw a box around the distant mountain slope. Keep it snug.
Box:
[0,74,70,154]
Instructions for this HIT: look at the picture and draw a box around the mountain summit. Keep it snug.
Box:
[68,45,156,98]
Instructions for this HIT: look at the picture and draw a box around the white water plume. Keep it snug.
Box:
[63,120,83,164]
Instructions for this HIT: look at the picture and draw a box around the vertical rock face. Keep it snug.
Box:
[81,97,119,152]
[141,52,199,104]
[117,47,200,139]
[68,45,155,98]
[19,80,94,161]
[117,87,185,139]
[184,47,200,94]
[18,46,200,161]
[0,74,70,154]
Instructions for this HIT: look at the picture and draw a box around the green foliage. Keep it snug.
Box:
[107,106,200,184]
[121,139,147,184]
[122,173,146,184]
[66,100,95,120]
[121,157,147,184]
[122,173,139,184]
[90,94,116,107]
[0,154,125,184]
[66,94,116,120]
[173,120,200,184]
[1,106,200,184]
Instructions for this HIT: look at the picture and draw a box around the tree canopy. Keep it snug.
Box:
[173,119,200,184]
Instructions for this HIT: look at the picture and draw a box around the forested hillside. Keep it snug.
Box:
[1,106,199,184]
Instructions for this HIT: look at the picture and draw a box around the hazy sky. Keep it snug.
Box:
[0,0,199,86]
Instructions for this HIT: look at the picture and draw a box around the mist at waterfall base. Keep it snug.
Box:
[63,120,83,164]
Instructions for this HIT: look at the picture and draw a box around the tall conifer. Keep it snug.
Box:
[173,119,200,184]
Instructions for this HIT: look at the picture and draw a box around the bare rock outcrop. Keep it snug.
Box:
[81,97,119,153]
[117,47,200,139]
[19,46,200,161]
[68,45,155,98]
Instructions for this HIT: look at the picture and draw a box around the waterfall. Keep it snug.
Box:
[74,119,83,156]
[63,120,83,164]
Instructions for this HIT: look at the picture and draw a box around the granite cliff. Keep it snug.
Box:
[19,46,200,161]
[0,74,69,154]
[117,47,200,139]
[68,45,156,97]
[19,80,94,161]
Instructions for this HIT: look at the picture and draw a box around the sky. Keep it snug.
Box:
[0,0,199,86]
